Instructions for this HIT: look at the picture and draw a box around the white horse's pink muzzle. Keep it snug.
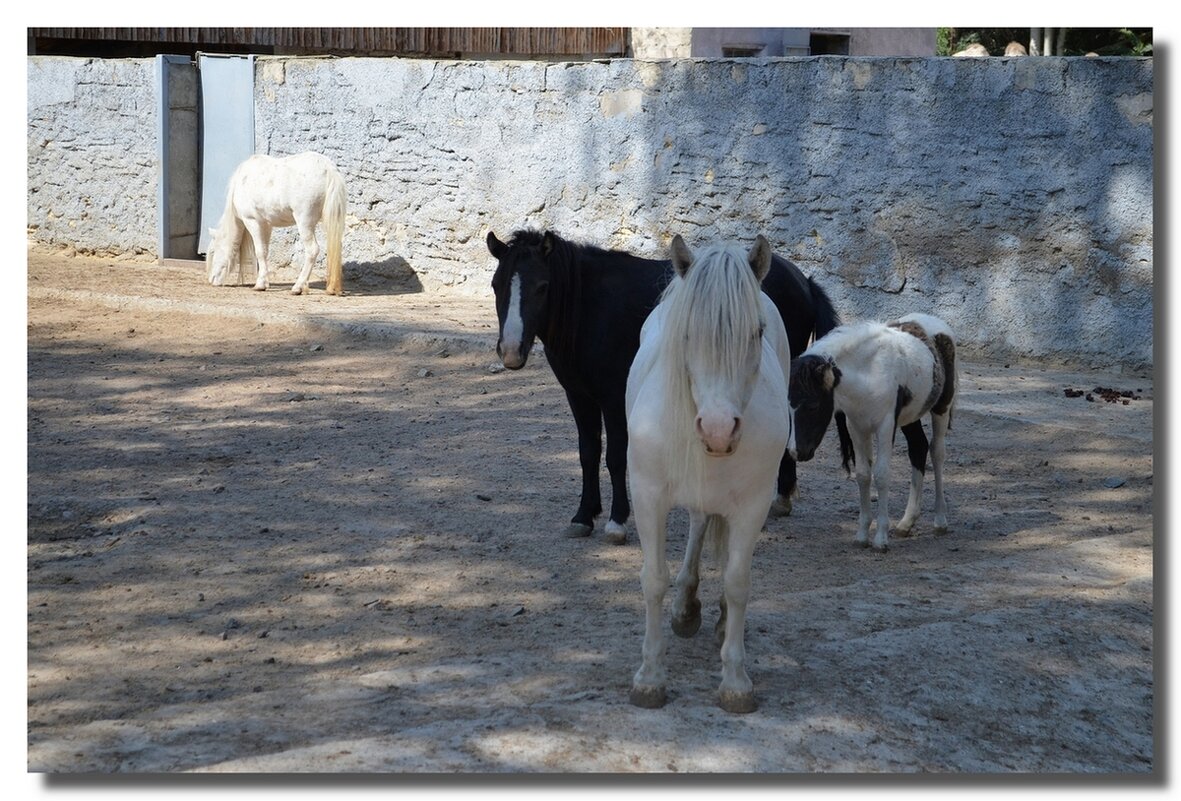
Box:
[696,414,742,456]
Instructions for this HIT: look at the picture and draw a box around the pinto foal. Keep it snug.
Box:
[789,313,956,551]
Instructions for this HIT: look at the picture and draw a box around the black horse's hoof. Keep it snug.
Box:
[629,685,667,709]
[564,523,593,538]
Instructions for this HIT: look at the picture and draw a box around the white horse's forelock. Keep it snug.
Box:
[656,242,766,491]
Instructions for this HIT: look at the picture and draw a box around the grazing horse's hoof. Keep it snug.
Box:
[671,601,702,638]
[604,521,628,545]
[291,285,306,295]
[768,495,793,517]
[718,690,757,714]
[253,284,267,292]
[564,522,593,539]
[872,542,890,553]
[933,525,949,536]
[892,526,915,539]
[629,685,667,709]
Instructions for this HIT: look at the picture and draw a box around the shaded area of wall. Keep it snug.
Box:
[27,55,1153,368]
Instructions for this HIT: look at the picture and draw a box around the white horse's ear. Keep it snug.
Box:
[670,234,693,277]
[749,235,772,282]
[487,231,507,259]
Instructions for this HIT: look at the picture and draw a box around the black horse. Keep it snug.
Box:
[487,228,839,543]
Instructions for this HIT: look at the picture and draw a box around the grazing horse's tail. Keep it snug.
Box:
[808,276,841,341]
[323,166,347,295]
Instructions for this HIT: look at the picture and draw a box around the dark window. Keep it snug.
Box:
[809,33,850,55]
[722,45,765,57]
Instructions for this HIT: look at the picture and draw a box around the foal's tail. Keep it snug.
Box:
[808,276,841,341]
[323,166,347,295]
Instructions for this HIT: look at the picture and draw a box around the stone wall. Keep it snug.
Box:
[27,55,1153,368]
[27,57,159,258]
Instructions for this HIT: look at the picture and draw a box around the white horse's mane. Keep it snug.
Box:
[656,242,766,492]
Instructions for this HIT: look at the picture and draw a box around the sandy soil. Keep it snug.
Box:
[26,246,1154,773]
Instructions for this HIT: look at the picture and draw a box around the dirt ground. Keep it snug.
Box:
[26,246,1154,774]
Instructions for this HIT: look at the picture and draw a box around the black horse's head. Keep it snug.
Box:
[788,354,841,462]
[487,229,559,370]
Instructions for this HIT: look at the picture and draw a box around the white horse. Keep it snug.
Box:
[789,312,957,551]
[625,234,793,714]
[206,152,346,295]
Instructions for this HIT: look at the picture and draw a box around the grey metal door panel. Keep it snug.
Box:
[198,54,255,255]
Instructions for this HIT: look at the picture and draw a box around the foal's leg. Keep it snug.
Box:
[242,219,272,291]
[930,411,951,533]
[895,421,929,536]
[630,491,670,709]
[291,218,321,295]
[716,508,764,713]
[850,427,875,547]
[671,512,708,637]
[564,391,603,538]
[869,419,894,551]
[602,397,630,545]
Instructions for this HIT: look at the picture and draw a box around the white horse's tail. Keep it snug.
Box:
[323,166,347,295]
[705,514,729,565]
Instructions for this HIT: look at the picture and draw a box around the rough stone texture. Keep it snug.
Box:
[27,55,1153,368]
[27,57,159,259]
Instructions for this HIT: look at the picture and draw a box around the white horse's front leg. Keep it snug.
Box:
[716,509,762,713]
[671,512,708,638]
[243,220,272,291]
[630,491,670,709]
[292,220,320,295]
[870,421,894,551]
[930,411,951,533]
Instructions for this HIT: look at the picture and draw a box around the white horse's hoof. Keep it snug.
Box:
[604,521,627,545]
[291,285,306,295]
[892,525,915,538]
[718,689,757,714]
[671,599,702,638]
[253,283,267,292]
[629,684,667,709]
[933,525,950,536]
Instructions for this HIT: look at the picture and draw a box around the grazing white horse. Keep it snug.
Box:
[789,312,957,551]
[625,234,793,713]
[207,152,346,295]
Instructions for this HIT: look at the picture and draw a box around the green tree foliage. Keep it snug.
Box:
[936,27,1151,56]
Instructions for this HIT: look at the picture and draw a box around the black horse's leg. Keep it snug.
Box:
[602,396,630,544]
[564,390,603,538]
[770,452,797,517]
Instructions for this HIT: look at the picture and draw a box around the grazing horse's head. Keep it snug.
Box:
[206,226,235,286]
[665,234,772,457]
[788,354,841,461]
[487,230,555,370]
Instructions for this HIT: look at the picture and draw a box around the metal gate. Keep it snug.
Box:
[197,53,255,256]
